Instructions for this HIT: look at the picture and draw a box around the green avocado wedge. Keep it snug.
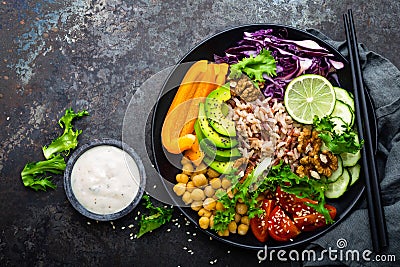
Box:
[194,120,241,162]
[198,103,238,149]
[205,85,236,137]
[203,156,234,175]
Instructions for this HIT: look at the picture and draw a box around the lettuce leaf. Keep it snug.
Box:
[43,108,89,159]
[229,48,276,82]
[137,195,173,238]
[21,154,66,191]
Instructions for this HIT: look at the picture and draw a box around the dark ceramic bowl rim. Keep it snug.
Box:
[64,138,146,221]
[151,23,377,250]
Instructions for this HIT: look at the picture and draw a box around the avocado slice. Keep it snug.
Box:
[203,156,234,175]
[194,120,241,162]
[198,103,237,149]
[205,86,236,137]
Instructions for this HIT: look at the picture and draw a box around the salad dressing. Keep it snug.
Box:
[71,145,140,215]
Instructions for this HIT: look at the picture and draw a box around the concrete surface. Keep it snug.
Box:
[1,0,399,266]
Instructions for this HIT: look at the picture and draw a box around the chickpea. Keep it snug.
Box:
[209,215,215,228]
[234,213,241,223]
[181,191,192,205]
[218,229,229,237]
[198,208,212,218]
[221,177,231,189]
[241,216,250,225]
[236,203,248,215]
[192,173,208,187]
[228,221,237,234]
[207,168,220,178]
[215,201,225,211]
[191,201,203,211]
[203,197,216,211]
[237,224,249,235]
[191,188,205,201]
[227,187,235,199]
[256,194,265,202]
[195,163,208,174]
[176,173,189,184]
[199,216,210,229]
[210,178,222,189]
[204,186,215,198]
[186,181,195,193]
[181,156,191,165]
[173,183,186,196]
[182,163,194,175]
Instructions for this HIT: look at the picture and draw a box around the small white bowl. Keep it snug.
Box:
[64,138,146,221]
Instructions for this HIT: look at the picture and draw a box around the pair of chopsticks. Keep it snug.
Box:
[343,9,388,252]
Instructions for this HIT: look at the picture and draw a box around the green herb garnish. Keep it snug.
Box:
[137,195,173,238]
[313,116,364,154]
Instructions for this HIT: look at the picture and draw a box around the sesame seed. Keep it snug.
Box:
[167,229,171,232]
[183,247,187,250]
[188,239,192,242]
[87,222,91,225]
[121,226,125,230]
[153,185,157,189]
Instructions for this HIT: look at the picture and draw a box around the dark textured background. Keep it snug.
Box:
[1,0,399,266]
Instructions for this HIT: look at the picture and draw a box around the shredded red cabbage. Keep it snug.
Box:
[214,29,344,100]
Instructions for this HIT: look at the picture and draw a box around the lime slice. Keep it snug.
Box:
[284,74,336,124]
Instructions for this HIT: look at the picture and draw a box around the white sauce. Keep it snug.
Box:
[71,145,140,215]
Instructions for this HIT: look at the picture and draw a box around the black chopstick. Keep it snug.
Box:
[343,9,388,252]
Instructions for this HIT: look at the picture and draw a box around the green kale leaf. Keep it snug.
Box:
[229,49,277,82]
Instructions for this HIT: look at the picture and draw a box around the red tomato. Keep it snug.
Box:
[275,186,337,232]
[267,205,301,242]
[293,204,337,231]
[250,199,276,242]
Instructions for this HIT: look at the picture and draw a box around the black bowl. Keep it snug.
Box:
[151,24,377,250]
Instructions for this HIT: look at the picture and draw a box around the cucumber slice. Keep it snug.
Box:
[330,117,347,135]
[331,100,354,127]
[327,156,343,182]
[341,150,361,167]
[334,87,355,112]
[325,169,350,199]
[348,164,361,186]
